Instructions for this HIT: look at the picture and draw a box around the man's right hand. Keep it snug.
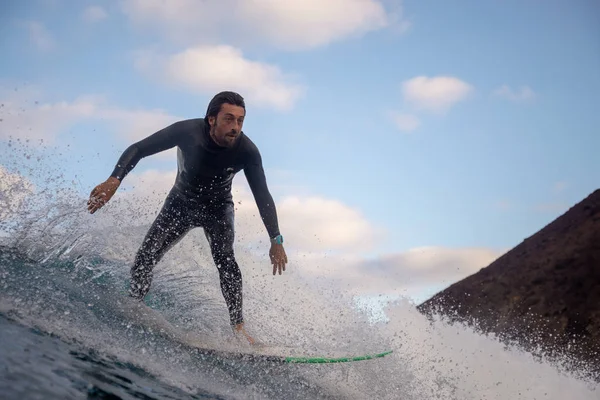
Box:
[87,177,121,214]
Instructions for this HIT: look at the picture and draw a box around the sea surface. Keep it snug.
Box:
[1,226,599,400]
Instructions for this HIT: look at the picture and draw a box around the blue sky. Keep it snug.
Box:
[1,0,599,302]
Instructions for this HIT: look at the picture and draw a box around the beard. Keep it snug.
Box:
[210,124,239,148]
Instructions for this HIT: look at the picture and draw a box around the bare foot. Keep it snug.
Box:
[233,323,257,346]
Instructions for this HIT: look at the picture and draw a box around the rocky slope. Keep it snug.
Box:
[418,189,600,379]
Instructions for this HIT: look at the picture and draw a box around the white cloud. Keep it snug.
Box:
[493,85,536,103]
[220,180,384,253]
[24,21,55,51]
[390,112,420,132]
[0,92,97,143]
[135,45,305,111]
[553,181,567,193]
[99,107,181,143]
[494,199,513,211]
[299,246,503,297]
[0,90,181,147]
[82,6,108,22]
[402,76,474,114]
[234,0,392,50]
[276,196,384,252]
[0,166,35,222]
[121,0,407,50]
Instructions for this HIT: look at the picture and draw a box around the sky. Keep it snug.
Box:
[1,0,599,304]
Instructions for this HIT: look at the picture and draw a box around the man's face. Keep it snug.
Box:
[208,103,245,148]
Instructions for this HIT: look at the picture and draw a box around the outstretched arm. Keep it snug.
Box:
[87,120,185,214]
[110,121,184,181]
[244,151,288,275]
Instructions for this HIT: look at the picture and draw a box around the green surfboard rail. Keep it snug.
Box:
[188,342,394,365]
[283,349,393,364]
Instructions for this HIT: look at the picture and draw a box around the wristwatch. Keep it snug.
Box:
[270,234,284,245]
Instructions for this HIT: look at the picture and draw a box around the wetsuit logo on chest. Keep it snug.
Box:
[223,166,236,179]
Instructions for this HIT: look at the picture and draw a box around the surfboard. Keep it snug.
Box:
[278,350,394,364]
[189,344,394,364]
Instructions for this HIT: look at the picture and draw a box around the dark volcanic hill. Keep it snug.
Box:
[418,189,600,379]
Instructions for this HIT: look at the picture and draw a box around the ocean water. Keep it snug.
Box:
[0,147,599,399]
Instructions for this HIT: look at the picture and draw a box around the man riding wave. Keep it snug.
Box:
[87,91,288,345]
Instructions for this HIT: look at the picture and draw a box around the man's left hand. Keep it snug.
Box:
[269,244,288,275]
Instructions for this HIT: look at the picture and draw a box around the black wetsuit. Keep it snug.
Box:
[110,118,280,326]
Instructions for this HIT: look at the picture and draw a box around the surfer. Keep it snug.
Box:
[86,91,288,345]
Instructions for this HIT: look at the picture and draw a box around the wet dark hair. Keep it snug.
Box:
[205,91,246,123]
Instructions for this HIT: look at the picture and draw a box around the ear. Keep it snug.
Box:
[208,116,216,127]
